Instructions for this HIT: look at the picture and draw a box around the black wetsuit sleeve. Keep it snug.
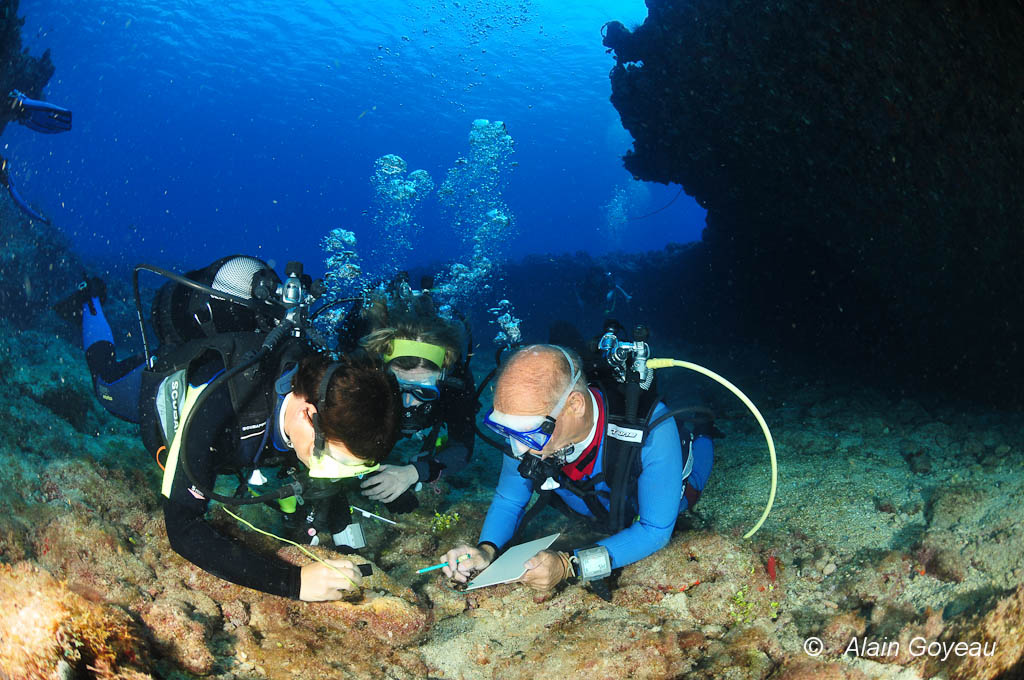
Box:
[336,299,371,353]
[444,361,478,455]
[413,363,478,482]
[161,377,302,599]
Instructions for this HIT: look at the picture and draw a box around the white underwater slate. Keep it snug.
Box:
[465,533,560,590]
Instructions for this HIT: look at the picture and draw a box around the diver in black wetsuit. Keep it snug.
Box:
[55,257,401,601]
[338,273,478,512]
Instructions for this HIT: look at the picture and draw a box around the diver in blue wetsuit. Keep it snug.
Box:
[51,275,148,422]
[441,343,715,594]
[1,89,72,223]
[8,89,72,133]
[0,89,71,223]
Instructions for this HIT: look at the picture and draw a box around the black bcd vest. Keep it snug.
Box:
[138,331,311,471]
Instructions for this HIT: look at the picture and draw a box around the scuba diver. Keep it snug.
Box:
[440,333,717,597]
[338,272,477,513]
[603,271,633,315]
[0,155,49,223]
[7,89,72,133]
[0,89,72,223]
[53,256,401,601]
[572,267,632,317]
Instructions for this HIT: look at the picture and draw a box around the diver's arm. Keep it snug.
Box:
[163,501,302,598]
[596,403,684,569]
[161,385,302,598]
[478,454,534,550]
[444,364,478,455]
[411,374,477,482]
[335,298,368,353]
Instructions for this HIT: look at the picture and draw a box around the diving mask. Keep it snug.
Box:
[307,447,380,479]
[394,375,441,404]
[484,411,551,456]
[483,346,581,455]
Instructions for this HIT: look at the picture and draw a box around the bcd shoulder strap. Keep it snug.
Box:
[598,379,662,533]
[143,331,296,449]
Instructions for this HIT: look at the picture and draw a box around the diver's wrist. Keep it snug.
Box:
[477,541,498,561]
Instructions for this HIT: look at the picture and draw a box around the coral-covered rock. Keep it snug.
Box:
[488,611,704,680]
[820,612,868,656]
[244,594,432,679]
[137,596,216,675]
[619,531,781,627]
[924,584,1024,680]
[841,550,916,605]
[32,510,156,605]
[925,483,990,530]
[0,561,152,679]
[769,657,870,680]
[319,591,433,646]
[914,529,967,583]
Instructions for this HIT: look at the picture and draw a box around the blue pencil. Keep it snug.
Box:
[417,553,471,574]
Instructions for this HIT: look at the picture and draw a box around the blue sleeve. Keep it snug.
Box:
[680,435,714,511]
[597,403,683,569]
[479,454,534,549]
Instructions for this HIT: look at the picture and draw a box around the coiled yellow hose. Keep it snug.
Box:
[647,358,777,538]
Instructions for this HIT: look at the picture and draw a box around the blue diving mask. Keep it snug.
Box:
[394,375,441,404]
[483,347,581,456]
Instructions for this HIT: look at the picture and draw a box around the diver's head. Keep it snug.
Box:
[485,344,591,461]
[361,312,464,433]
[286,353,400,478]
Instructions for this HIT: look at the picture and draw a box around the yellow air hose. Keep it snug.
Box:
[646,358,777,539]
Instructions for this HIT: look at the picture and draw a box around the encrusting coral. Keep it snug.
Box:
[0,561,152,679]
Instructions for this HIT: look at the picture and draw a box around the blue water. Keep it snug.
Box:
[9,0,705,278]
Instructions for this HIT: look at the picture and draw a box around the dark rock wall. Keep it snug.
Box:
[604,1,1024,402]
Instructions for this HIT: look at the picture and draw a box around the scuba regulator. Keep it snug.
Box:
[599,320,779,538]
[598,322,653,390]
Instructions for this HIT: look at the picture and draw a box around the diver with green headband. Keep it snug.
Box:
[338,273,479,513]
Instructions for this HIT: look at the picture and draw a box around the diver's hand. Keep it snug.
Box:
[519,550,570,591]
[299,559,362,601]
[359,464,419,503]
[441,543,494,583]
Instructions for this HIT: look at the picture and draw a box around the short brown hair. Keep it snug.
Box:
[291,352,399,464]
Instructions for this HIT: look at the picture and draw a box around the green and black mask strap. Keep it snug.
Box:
[313,362,342,457]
